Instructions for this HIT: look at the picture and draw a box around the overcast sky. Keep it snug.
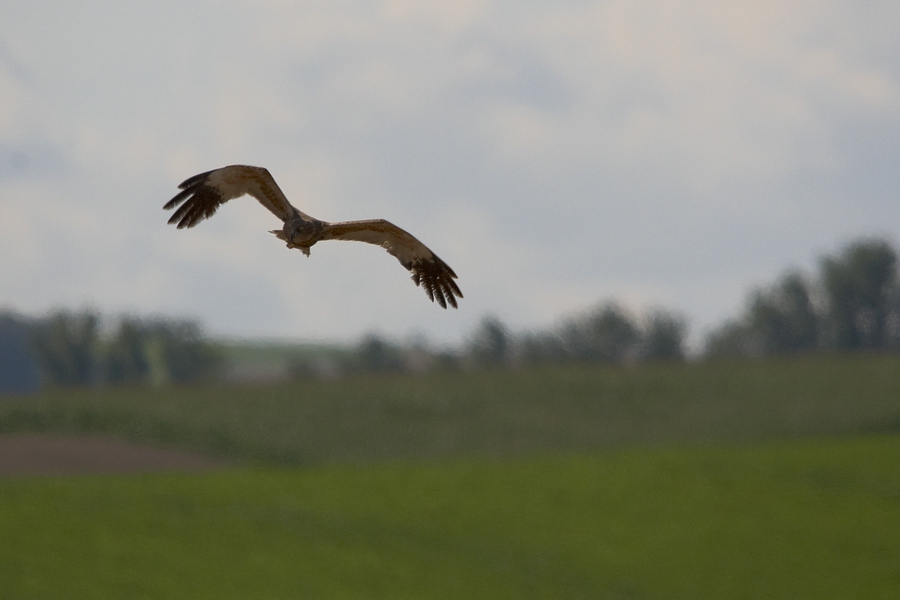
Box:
[1,1,899,346]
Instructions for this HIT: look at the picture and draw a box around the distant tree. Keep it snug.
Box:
[357,334,404,372]
[103,317,150,384]
[704,319,760,358]
[467,316,511,367]
[559,302,640,363]
[28,311,221,387]
[704,273,820,359]
[705,237,900,358]
[641,309,688,361]
[145,318,223,384]
[820,239,898,350]
[515,331,567,365]
[747,271,820,354]
[29,310,101,386]
[0,313,41,394]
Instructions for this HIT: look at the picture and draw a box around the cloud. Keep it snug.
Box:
[486,1,900,192]
[0,0,899,343]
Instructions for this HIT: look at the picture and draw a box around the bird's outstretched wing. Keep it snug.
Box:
[321,219,463,309]
[164,165,297,228]
[165,165,462,308]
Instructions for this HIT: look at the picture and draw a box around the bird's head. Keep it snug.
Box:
[284,217,321,246]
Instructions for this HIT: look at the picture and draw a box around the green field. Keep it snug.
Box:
[2,436,899,599]
[1,355,900,598]
[2,354,899,464]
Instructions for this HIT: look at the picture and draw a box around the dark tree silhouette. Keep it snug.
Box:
[705,237,900,358]
[642,309,688,361]
[748,272,819,354]
[467,316,511,366]
[357,334,404,372]
[0,313,41,394]
[559,302,640,363]
[821,239,898,350]
[29,310,101,386]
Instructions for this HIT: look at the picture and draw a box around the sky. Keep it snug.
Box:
[1,1,899,347]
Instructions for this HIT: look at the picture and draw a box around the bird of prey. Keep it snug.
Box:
[164,165,462,308]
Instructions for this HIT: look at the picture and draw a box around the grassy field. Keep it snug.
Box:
[1,354,899,464]
[1,435,899,599]
[2,355,899,598]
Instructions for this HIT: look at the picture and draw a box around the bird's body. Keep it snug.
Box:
[164,165,462,308]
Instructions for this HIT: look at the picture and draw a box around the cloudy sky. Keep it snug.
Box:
[1,1,899,346]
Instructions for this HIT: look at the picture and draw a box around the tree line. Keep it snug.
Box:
[3,237,898,392]
[297,302,688,379]
[704,238,900,357]
[0,311,221,392]
[310,236,900,376]
[463,303,687,368]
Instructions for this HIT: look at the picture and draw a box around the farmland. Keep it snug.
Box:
[1,355,899,598]
[1,354,899,464]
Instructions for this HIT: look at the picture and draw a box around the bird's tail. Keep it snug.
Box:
[270,229,311,256]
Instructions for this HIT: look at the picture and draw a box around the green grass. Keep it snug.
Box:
[1,435,899,599]
[1,354,900,465]
[2,356,900,598]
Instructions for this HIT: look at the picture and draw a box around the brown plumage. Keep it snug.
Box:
[164,165,462,308]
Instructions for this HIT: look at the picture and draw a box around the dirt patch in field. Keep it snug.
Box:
[0,434,229,476]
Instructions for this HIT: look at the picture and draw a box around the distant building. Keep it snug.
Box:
[0,315,40,395]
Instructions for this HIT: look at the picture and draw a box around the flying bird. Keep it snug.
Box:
[164,165,462,308]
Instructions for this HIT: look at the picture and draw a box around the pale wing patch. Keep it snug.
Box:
[164,165,296,229]
[212,166,296,222]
